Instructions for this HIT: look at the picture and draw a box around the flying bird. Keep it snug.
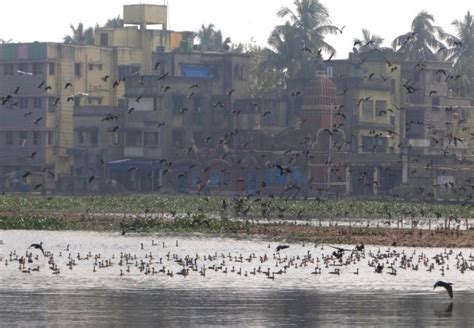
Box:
[434,281,453,299]
[28,242,45,255]
[276,245,289,252]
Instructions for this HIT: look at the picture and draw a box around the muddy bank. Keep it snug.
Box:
[0,211,473,248]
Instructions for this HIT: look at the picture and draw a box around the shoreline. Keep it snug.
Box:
[1,213,473,248]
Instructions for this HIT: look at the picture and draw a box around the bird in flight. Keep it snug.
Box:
[28,242,45,256]
[434,281,453,299]
[276,245,289,252]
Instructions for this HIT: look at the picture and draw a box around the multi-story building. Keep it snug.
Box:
[0,4,193,192]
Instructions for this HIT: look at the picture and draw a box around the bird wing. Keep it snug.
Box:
[446,285,453,299]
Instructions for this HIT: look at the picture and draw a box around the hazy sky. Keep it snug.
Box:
[1,0,473,58]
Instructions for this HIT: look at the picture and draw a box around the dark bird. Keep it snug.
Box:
[29,242,45,255]
[30,152,37,159]
[291,91,301,97]
[434,281,453,299]
[262,111,271,117]
[189,84,199,90]
[154,61,161,70]
[101,75,110,82]
[276,245,289,252]
[136,95,143,102]
[67,96,75,102]
[324,52,335,62]
[112,80,120,88]
[38,80,46,89]
[337,25,346,34]
[157,122,165,129]
[227,88,235,97]
[162,85,171,93]
[322,128,333,136]
[88,175,95,183]
[34,184,43,190]
[111,125,120,132]
[64,82,73,89]
[13,86,20,94]
[44,85,52,92]
[158,72,169,80]
[22,171,31,178]
[34,117,43,125]
[128,107,135,115]
[54,97,61,106]
[179,107,189,114]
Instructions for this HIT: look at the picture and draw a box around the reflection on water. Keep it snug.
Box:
[0,230,473,327]
[1,289,473,327]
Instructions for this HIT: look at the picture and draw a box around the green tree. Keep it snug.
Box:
[392,11,447,62]
[267,0,337,81]
[353,28,384,53]
[197,24,231,52]
[63,23,95,46]
[444,11,474,63]
[104,15,124,28]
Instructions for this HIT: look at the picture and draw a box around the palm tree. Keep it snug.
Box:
[104,15,124,28]
[277,0,338,55]
[266,23,301,81]
[0,39,13,44]
[444,11,474,63]
[269,0,337,80]
[63,23,95,46]
[353,28,384,53]
[392,11,447,62]
[197,24,231,52]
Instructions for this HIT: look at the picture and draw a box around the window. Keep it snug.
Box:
[144,132,159,146]
[78,130,86,144]
[75,63,82,77]
[33,97,43,109]
[100,33,108,47]
[19,98,28,109]
[375,100,387,117]
[48,97,56,112]
[112,131,119,145]
[98,64,103,71]
[5,132,13,145]
[326,66,334,78]
[89,64,94,71]
[49,63,55,75]
[125,130,142,146]
[362,136,387,153]
[172,95,185,113]
[89,129,98,145]
[432,96,440,111]
[19,131,28,145]
[32,63,43,75]
[33,132,40,145]
[172,129,184,147]
[4,64,14,76]
[362,100,374,121]
[19,63,28,73]
[47,131,54,145]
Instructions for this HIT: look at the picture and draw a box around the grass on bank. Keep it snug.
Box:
[0,194,472,221]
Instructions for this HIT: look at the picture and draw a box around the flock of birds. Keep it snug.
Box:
[1,238,471,301]
[1,26,473,202]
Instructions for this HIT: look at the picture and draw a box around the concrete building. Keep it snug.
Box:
[0,4,193,192]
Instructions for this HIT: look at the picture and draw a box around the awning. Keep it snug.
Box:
[107,159,159,172]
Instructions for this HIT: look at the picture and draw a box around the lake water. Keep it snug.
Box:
[0,231,473,327]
